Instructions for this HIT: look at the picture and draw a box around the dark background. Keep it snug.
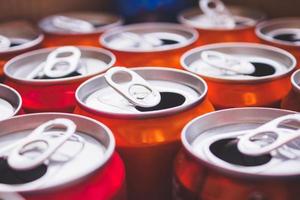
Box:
[0,0,298,22]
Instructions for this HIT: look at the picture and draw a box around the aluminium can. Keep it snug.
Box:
[0,83,22,120]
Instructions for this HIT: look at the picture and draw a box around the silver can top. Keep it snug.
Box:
[4,46,115,84]
[181,43,296,82]
[291,69,300,94]
[0,113,114,192]
[0,21,43,54]
[178,2,264,30]
[76,67,208,119]
[39,12,123,35]
[256,18,300,47]
[100,23,198,52]
[0,84,21,121]
[182,107,300,177]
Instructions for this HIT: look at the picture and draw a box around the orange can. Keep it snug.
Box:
[281,69,300,112]
[256,18,300,68]
[75,67,214,200]
[181,43,296,109]
[100,23,198,68]
[178,0,265,45]
[39,12,123,47]
[0,21,44,81]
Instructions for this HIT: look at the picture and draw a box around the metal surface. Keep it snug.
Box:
[76,67,207,119]
[100,23,198,52]
[0,84,21,121]
[181,42,296,82]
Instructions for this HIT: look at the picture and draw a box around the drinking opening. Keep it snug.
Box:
[209,138,271,166]
[135,92,185,112]
[249,62,276,77]
[274,33,300,43]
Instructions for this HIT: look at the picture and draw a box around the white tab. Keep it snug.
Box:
[7,118,76,170]
[104,67,161,108]
[199,0,235,28]
[26,46,81,79]
[0,35,11,51]
[238,114,300,156]
[201,50,256,74]
[52,15,94,33]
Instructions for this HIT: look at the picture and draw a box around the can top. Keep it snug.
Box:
[4,46,115,85]
[100,23,198,52]
[0,84,22,121]
[0,21,43,54]
[181,43,296,83]
[256,18,300,47]
[0,113,115,192]
[182,107,300,177]
[291,69,300,94]
[76,67,207,119]
[178,5,265,30]
[39,12,123,35]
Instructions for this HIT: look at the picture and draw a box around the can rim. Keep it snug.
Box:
[0,112,115,192]
[4,46,116,85]
[75,67,208,119]
[181,42,296,83]
[100,22,198,53]
[291,69,300,93]
[39,12,123,36]
[181,107,299,179]
[256,17,300,47]
[0,33,44,55]
[0,84,22,118]
[178,6,265,31]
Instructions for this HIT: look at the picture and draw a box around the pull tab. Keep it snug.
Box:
[26,46,81,79]
[119,32,163,49]
[199,0,235,28]
[52,15,94,33]
[104,67,161,108]
[7,118,76,170]
[201,50,256,75]
[238,114,300,156]
[0,35,11,51]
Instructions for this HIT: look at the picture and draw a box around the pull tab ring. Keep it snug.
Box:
[201,50,256,75]
[0,35,11,51]
[238,114,300,156]
[104,67,161,108]
[52,15,94,33]
[7,118,77,170]
[120,32,163,49]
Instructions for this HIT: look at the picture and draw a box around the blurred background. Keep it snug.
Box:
[0,0,299,23]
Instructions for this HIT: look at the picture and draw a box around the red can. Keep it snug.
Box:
[178,0,265,45]
[0,83,22,120]
[75,67,214,200]
[100,23,198,68]
[39,12,123,47]
[0,113,126,200]
[4,46,115,113]
[0,21,44,81]
[181,43,296,109]
[256,18,300,68]
[173,107,300,200]
[281,69,300,111]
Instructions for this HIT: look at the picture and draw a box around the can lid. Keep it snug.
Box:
[4,46,115,84]
[39,12,123,35]
[256,18,300,47]
[182,108,300,177]
[178,4,264,30]
[181,43,296,82]
[0,113,114,192]
[100,23,198,52]
[0,84,21,121]
[0,21,43,54]
[76,67,207,119]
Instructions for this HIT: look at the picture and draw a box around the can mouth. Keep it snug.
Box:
[100,23,198,53]
[39,12,123,35]
[256,18,300,47]
[76,67,208,119]
[178,6,265,31]
[181,42,296,83]
[4,46,116,85]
